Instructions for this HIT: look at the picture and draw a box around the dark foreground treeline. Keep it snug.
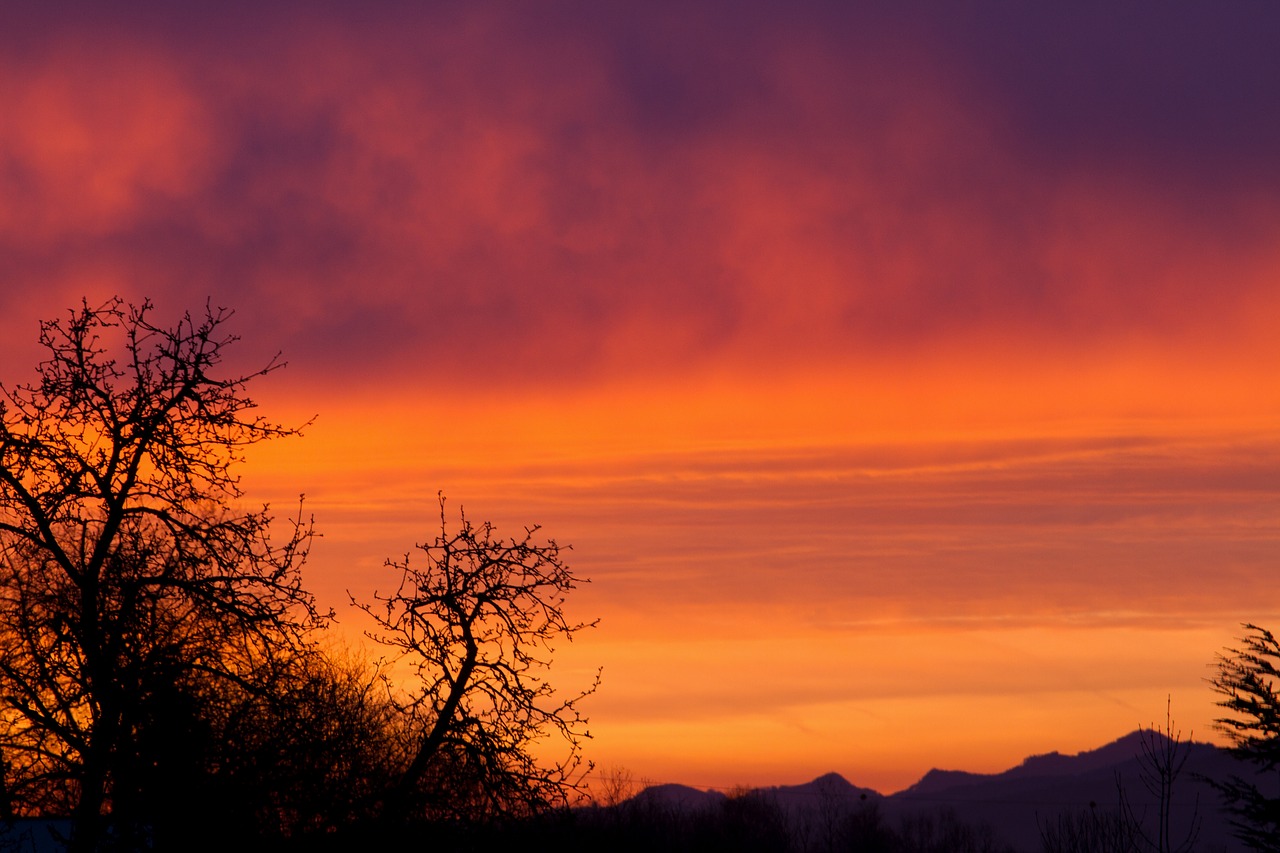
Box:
[0,800,1003,853]
[315,789,1229,853]
[535,796,1010,853]
[352,796,1042,853]
[297,795,1011,853]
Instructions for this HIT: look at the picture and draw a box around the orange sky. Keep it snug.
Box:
[4,2,1280,793]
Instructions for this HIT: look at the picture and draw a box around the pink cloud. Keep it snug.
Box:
[3,5,1279,391]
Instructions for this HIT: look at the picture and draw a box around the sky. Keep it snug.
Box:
[3,1,1280,794]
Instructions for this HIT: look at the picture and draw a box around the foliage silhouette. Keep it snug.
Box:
[1210,623,1280,852]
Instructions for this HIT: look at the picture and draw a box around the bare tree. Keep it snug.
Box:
[1209,623,1280,853]
[1121,699,1199,853]
[354,495,600,823]
[1039,803,1140,853]
[592,766,638,809]
[0,298,320,851]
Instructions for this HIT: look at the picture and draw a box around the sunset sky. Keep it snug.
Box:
[3,2,1280,794]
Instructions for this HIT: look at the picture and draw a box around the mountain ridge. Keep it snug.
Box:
[898,729,1163,796]
[619,730,1253,851]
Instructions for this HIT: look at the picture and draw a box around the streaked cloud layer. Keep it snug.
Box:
[3,2,1279,790]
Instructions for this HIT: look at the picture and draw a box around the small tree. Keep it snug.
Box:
[0,298,320,851]
[355,495,600,823]
[1209,623,1280,853]
[1114,699,1200,853]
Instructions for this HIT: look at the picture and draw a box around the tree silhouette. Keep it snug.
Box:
[1209,623,1280,852]
[355,495,600,823]
[153,641,403,844]
[1115,699,1200,853]
[0,298,321,851]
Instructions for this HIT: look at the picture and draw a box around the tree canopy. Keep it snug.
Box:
[0,298,322,850]
[357,495,600,822]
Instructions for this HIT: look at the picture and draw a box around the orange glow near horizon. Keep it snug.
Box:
[243,359,1280,792]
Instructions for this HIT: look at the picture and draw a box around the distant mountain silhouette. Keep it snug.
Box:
[887,731,1244,851]
[900,731,1160,799]
[759,771,882,804]
[628,782,727,812]
[899,767,987,798]
[622,731,1266,852]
